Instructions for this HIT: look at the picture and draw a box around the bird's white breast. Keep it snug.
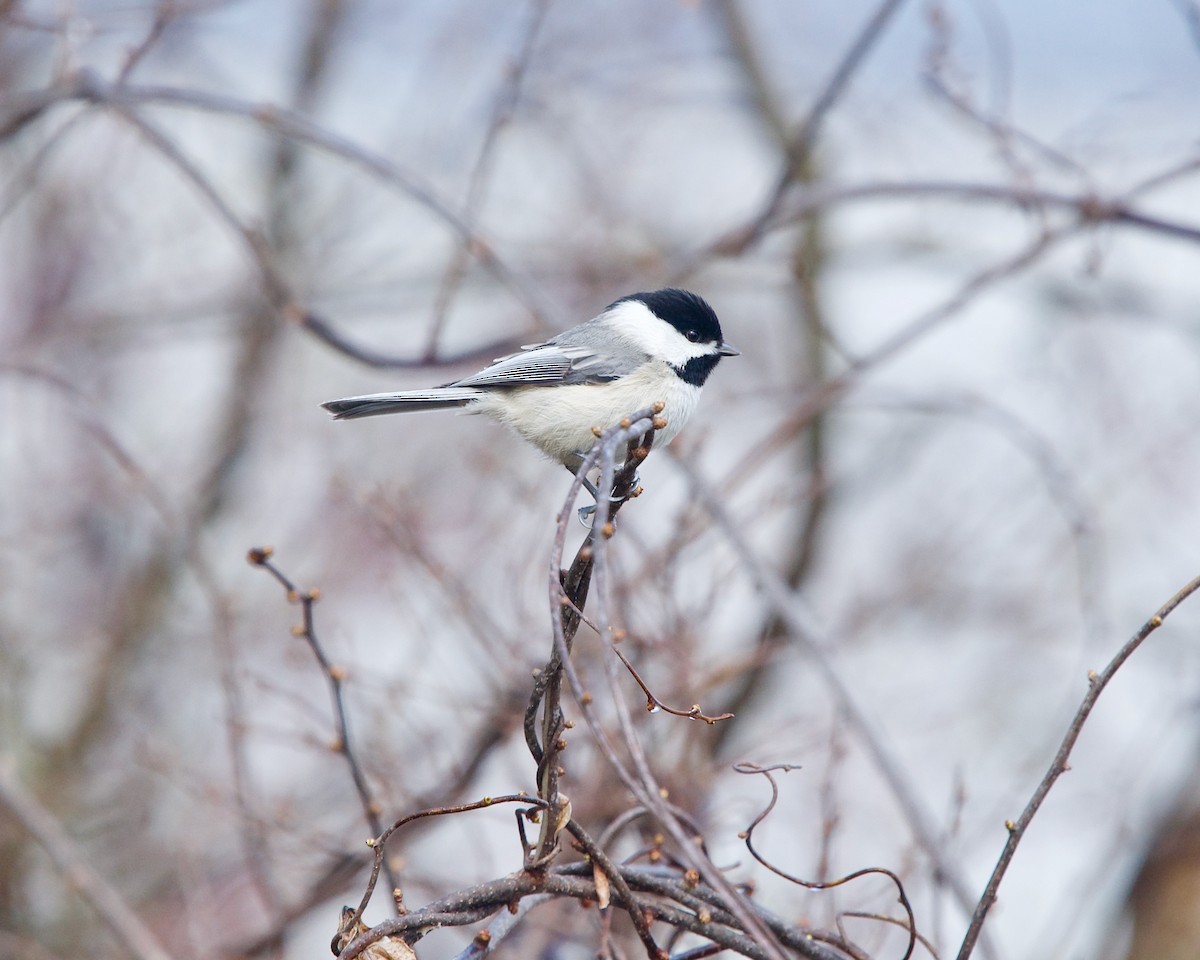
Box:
[471,362,702,469]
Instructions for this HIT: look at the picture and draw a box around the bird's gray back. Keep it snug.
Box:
[451,324,649,390]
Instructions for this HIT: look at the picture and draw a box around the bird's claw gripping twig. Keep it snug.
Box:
[576,469,641,527]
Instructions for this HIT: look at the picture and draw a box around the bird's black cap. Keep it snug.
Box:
[615,288,725,345]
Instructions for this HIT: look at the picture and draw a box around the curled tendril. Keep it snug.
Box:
[734,762,917,960]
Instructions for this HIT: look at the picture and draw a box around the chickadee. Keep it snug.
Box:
[322,288,738,476]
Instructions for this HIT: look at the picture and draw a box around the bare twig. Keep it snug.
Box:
[726,178,1200,260]
[954,573,1200,960]
[111,105,292,307]
[448,893,549,960]
[0,109,90,225]
[840,913,941,960]
[246,547,401,899]
[301,305,533,370]
[341,793,550,945]
[424,0,551,358]
[116,3,180,84]
[613,647,734,724]
[704,0,910,258]
[55,69,550,320]
[922,6,1088,184]
[340,866,854,960]
[667,945,728,960]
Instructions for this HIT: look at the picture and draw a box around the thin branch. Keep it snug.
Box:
[682,177,1200,274]
[612,647,734,724]
[773,179,1200,244]
[600,865,863,959]
[0,108,89,226]
[448,893,549,960]
[343,794,549,942]
[424,0,551,358]
[340,867,854,960]
[57,68,550,321]
[300,304,531,370]
[116,3,180,84]
[111,104,291,307]
[954,572,1200,960]
[668,945,727,960]
[710,0,911,256]
[246,547,401,899]
[840,913,941,960]
[921,8,1088,184]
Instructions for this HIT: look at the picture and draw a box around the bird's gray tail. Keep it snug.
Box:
[321,388,482,420]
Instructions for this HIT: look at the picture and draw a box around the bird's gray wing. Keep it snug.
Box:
[450,340,646,389]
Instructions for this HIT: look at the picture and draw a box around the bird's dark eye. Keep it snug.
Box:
[684,329,702,343]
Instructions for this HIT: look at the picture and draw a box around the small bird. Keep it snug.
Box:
[322,288,738,477]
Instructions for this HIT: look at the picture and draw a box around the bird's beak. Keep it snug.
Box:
[718,341,740,357]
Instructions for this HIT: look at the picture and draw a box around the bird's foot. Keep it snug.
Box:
[576,490,630,527]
